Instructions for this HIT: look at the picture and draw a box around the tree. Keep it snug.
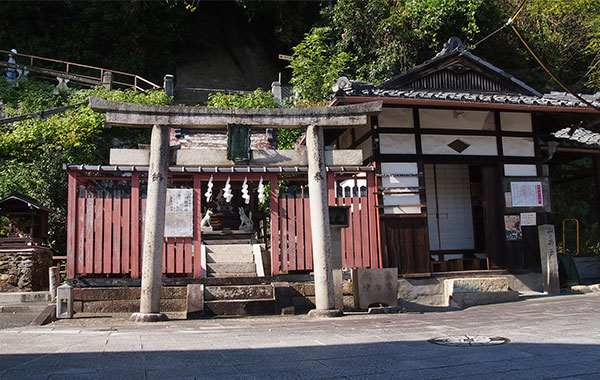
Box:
[0,79,170,254]
[289,0,600,104]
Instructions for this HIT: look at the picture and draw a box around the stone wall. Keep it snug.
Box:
[0,247,53,292]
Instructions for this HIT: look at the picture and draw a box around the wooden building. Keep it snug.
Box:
[330,37,600,276]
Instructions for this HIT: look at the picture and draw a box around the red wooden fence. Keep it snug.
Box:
[272,171,381,274]
[66,169,380,278]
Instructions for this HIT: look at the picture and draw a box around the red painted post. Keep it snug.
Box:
[360,196,370,267]
[103,191,112,273]
[184,237,193,274]
[76,185,85,275]
[295,192,305,270]
[175,238,184,274]
[270,174,280,275]
[121,195,130,274]
[193,174,203,278]
[130,172,140,278]
[93,188,104,274]
[288,191,296,271]
[304,196,313,270]
[366,171,380,268]
[112,190,122,274]
[85,188,94,274]
[167,238,175,273]
[66,171,78,278]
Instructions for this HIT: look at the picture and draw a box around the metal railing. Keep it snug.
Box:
[0,49,161,91]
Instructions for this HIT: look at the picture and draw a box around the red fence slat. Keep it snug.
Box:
[287,193,296,271]
[303,197,312,271]
[130,173,140,278]
[93,188,103,274]
[85,188,94,274]
[121,196,130,274]
[270,175,280,275]
[295,194,305,270]
[112,190,121,274]
[66,172,77,278]
[76,186,85,274]
[184,237,193,274]
[193,175,202,278]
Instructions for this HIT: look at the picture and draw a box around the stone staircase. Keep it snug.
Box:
[202,231,264,278]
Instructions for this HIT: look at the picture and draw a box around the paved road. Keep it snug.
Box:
[0,293,599,380]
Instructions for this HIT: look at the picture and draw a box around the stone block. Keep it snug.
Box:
[538,224,560,294]
[573,257,600,281]
[290,282,315,296]
[351,268,399,310]
[186,284,204,319]
[204,285,273,301]
[451,291,519,308]
[447,277,509,294]
[397,278,446,307]
[272,282,293,314]
[109,148,150,166]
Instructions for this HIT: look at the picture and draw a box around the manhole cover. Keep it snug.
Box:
[428,335,510,346]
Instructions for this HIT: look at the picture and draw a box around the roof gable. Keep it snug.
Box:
[378,37,541,97]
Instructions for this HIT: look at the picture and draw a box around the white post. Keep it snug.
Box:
[130,124,169,322]
[306,124,342,317]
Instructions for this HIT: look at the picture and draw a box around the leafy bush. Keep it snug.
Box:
[0,79,170,255]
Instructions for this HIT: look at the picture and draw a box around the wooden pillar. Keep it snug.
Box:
[66,171,78,278]
[306,125,342,317]
[270,174,280,276]
[131,124,169,322]
[193,174,203,278]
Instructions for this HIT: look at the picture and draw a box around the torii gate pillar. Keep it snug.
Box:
[306,124,343,318]
[130,124,170,322]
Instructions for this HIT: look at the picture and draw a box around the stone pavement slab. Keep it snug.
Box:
[1,293,600,379]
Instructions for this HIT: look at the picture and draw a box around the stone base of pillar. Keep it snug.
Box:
[129,312,168,322]
[307,309,344,318]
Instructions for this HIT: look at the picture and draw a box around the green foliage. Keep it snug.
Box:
[548,158,600,256]
[206,88,302,150]
[289,27,350,105]
[206,88,278,108]
[289,0,600,104]
[0,79,170,254]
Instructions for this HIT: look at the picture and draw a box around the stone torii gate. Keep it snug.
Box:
[89,97,382,322]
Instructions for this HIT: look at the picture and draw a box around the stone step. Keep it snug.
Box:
[0,291,50,304]
[0,303,50,313]
[207,262,257,275]
[451,290,520,309]
[204,299,277,316]
[202,231,252,241]
[206,244,255,263]
[205,285,273,301]
[445,277,510,294]
[208,272,258,278]
[203,239,252,245]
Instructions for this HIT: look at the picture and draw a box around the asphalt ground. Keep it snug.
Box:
[1,293,599,380]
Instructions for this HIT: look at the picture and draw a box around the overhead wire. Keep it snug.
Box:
[470,0,600,113]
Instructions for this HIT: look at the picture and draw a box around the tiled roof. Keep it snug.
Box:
[334,80,600,110]
[552,127,600,148]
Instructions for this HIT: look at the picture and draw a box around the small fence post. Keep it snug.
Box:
[164,74,174,99]
[102,71,113,90]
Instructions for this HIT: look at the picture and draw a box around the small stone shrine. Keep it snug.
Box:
[0,193,53,291]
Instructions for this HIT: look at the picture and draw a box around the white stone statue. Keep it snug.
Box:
[238,207,253,231]
[204,175,214,203]
[241,177,250,204]
[258,176,266,203]
[201,209,213,229]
